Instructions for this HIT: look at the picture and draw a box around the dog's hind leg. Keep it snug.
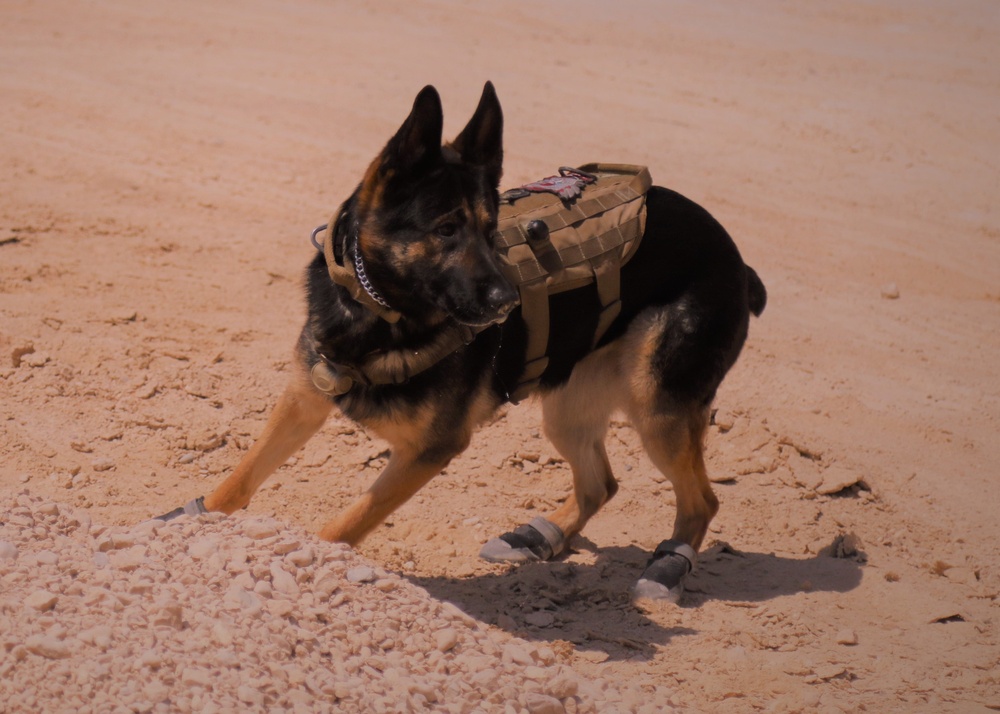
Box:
[200,370,333,515]
[480,346,623,563]
[630,404,717,602]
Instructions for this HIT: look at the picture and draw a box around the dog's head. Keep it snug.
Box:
[349,82,518,327]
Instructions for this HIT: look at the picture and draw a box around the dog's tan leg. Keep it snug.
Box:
[317,447,449,545]
[630,406,716,602]
[317,388,493,545]
[203,373,332,514]
[632,407,716,551]
[540,384,620,540]
[480,345,623,563]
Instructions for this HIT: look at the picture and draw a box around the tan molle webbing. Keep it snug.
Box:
[495,163,652,402]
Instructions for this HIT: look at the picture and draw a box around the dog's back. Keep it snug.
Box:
[493,185,765,408]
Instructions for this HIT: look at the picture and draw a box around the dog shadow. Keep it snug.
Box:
[406,537,864,662]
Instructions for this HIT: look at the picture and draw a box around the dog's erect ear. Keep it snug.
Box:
[382,85,444,174]
[451,81,503,186]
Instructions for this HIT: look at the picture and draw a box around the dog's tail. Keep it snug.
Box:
[746,266,767,317]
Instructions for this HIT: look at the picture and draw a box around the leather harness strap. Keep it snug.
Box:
[320,213,403,324]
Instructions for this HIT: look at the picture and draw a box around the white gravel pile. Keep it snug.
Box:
[0,492,656,713]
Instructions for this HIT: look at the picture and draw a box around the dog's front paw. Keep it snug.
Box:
[633,539,697,603]
[479,517,565,563]
[152,496,208,522]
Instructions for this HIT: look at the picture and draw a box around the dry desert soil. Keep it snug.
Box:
[2,1,999,712]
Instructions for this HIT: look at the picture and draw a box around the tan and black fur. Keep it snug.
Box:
[163,82,766,601]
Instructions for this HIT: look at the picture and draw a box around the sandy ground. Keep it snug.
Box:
[2,0,999,711]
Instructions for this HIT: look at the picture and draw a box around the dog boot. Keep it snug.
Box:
[154,496,208,522]
[479,517,565,562]
[633,539,697,603]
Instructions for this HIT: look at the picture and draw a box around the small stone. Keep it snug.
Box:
[286,547,314,566]
[524,611,555,628]
[346,566,376,583]
[943,566,977,585]
[435,628,459,652]
[314,576,339,600]
[24,590,59,612]
[713,408,736,431]
[109,531,139,550]
[92,458,115,472]
[144,681,170,702]
[153,601,184,629]
[80,625,114,650]
[181,668,213,687]
[547,672,579,699]
[243,521,278,540]
[11,343,35,368]
[177,453,198,465]
[881,283,900,299]
[502,642,534,666]
[524,692,564,714]
[267,599,295,618]
[194,433,225,452]
[270,562,300,596]
[188,537,220,560]
[211,621,233,646]
[524,665,549,681]
[0,541,18,561]
[23,351,50,367]
[576,650,609,664]
[25,634,71,659]
[273,539,301,556]
[815,664,846,680]
[835,629,858,645]
[816,466,861,495]
[238,685,264,706]
[110,545,147,571]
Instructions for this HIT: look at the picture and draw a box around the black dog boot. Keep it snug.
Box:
[633,539,698,603]
[154,496,208,522]
[479,517,566,562]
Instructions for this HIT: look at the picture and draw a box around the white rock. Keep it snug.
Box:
[25,634,71,659]
[270,562,301,596]
[502,643,534,666]
[110,545,147,571]
[24,590,59,612]
[244,521,278,539]
[547,672,579,699]
[524,692,565,714]
[880,283,900,299]
[213,622,234,646]
[435,628,459,652]
[181,668,213,687]
[188,537,220,560]
[346,566,376,583]
[273,539,301,555]
[835,629,858,645]
[287,547,314,567]
[79,625,114,650]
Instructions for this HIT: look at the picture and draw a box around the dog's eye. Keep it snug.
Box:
[435,222,458,238]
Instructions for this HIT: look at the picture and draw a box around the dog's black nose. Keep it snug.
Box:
[487,283,518,317]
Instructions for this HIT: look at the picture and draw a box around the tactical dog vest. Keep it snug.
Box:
[311,163,652,401]
[495,163,652,401]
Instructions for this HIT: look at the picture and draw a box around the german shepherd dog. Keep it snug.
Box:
[159,82,766,602]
